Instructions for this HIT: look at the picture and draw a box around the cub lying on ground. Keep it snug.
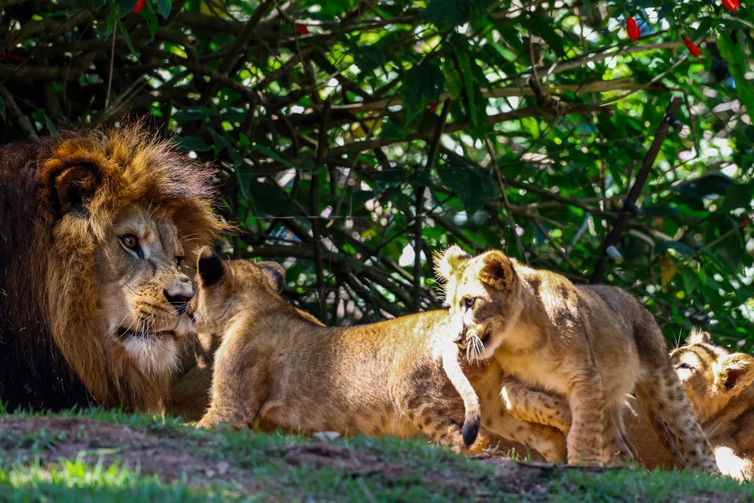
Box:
[189,247,482,451]
[438,246,717,472]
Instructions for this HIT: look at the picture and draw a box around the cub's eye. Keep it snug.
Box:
[176,255,185,266]
[463,297,476,310]
[675,362,694,371]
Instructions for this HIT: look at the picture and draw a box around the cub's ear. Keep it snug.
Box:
[196,246,224,286]
[257,261,285,293]
[435,245,471,282]
[48,163,102,217]
[479,250,516,292]
[718,353,754,396]
[687,328,712,346]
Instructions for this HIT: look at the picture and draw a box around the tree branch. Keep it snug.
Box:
[590,96,683,283]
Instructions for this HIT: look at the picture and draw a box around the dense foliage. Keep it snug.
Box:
[1,0,753,346]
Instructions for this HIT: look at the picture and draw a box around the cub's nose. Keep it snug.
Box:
[164,275,194,312]
[454,325,469,347]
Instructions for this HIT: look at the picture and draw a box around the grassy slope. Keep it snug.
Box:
[0,409,751,502]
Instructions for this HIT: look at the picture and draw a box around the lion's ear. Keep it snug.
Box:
[718,353,754,397]
[197,246,224,286]
[257,261,285,293]
[49,163,101,217]
[479,250,515,291]
[686,328,712,346]
[435,245,471,282]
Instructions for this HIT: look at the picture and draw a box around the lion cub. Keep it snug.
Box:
[670,330,754,480]
[437,246,717,471]
[189,247,481,451]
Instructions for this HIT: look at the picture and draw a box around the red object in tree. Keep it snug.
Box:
[626,17,641,41]
[426,102,438,111]
[1,53,26,64]
[295,24,309,35]
[722,0,740,12]
[683,37,701,57]
[133,0,145,14]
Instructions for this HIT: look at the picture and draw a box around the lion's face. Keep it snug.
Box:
[437,246,522,362]
[94,203,193,378]
[670,331,754,422]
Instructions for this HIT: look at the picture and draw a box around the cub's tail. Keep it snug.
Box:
[441,342,481,448]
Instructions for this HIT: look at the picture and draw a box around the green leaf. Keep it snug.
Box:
[118,19,136,53]
[255,144,297,170]
[425,0,490,30]
[32,109,57,135]
[172,107,218,121]
[247,180,292,215]
[677,174,734,199]
[721,182,752,212]
[529,11,566,59]
[401,60,443,122]
[156,0,171,19]
[141,1,159,39]
[448,37,487,135]
[425,0,467,30]
[438,163,496,211]
[717,32,754,118]
[656,241,694,257]
[177,135,211,152]
[319,0,356,19]
[119,0,137,17]
[352,45,392,75]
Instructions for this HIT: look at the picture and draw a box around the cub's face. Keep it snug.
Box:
[437,246,521,361]
[187,248,285,336]
[94,203,193,377]
[671,330,754,422]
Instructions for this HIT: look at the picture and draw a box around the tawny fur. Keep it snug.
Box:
[189,250,494,452]
[437,246,717,472]
[665,331,754,479]
[0,126,225,412]
[485,331,754,479]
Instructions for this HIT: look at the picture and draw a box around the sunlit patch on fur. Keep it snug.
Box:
[714,445,750,481]
[122,336,179,378]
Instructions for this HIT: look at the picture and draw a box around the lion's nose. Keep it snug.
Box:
[164,275,193,312]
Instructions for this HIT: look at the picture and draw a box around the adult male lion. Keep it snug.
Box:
[0,127,225,412]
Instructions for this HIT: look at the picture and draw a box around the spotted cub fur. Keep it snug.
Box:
[437,246,718,472]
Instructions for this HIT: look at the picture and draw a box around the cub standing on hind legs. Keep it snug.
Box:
[437,245,718,472]
[188,247,482,452]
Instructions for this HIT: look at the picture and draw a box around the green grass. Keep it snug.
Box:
[0,409,751,502]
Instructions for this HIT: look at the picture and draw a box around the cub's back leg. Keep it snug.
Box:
[393,365,472,453]
[500,375,571,433]
[634,321,718,474]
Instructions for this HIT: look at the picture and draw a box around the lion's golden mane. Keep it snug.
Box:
[0,126,225,411]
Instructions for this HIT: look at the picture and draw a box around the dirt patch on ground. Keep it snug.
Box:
[1,416,739,502]
[0,417,243,486]
[0,416,540,497]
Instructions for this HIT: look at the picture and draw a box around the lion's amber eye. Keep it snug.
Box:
[463,297,476,310]
[121,234,138,249]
